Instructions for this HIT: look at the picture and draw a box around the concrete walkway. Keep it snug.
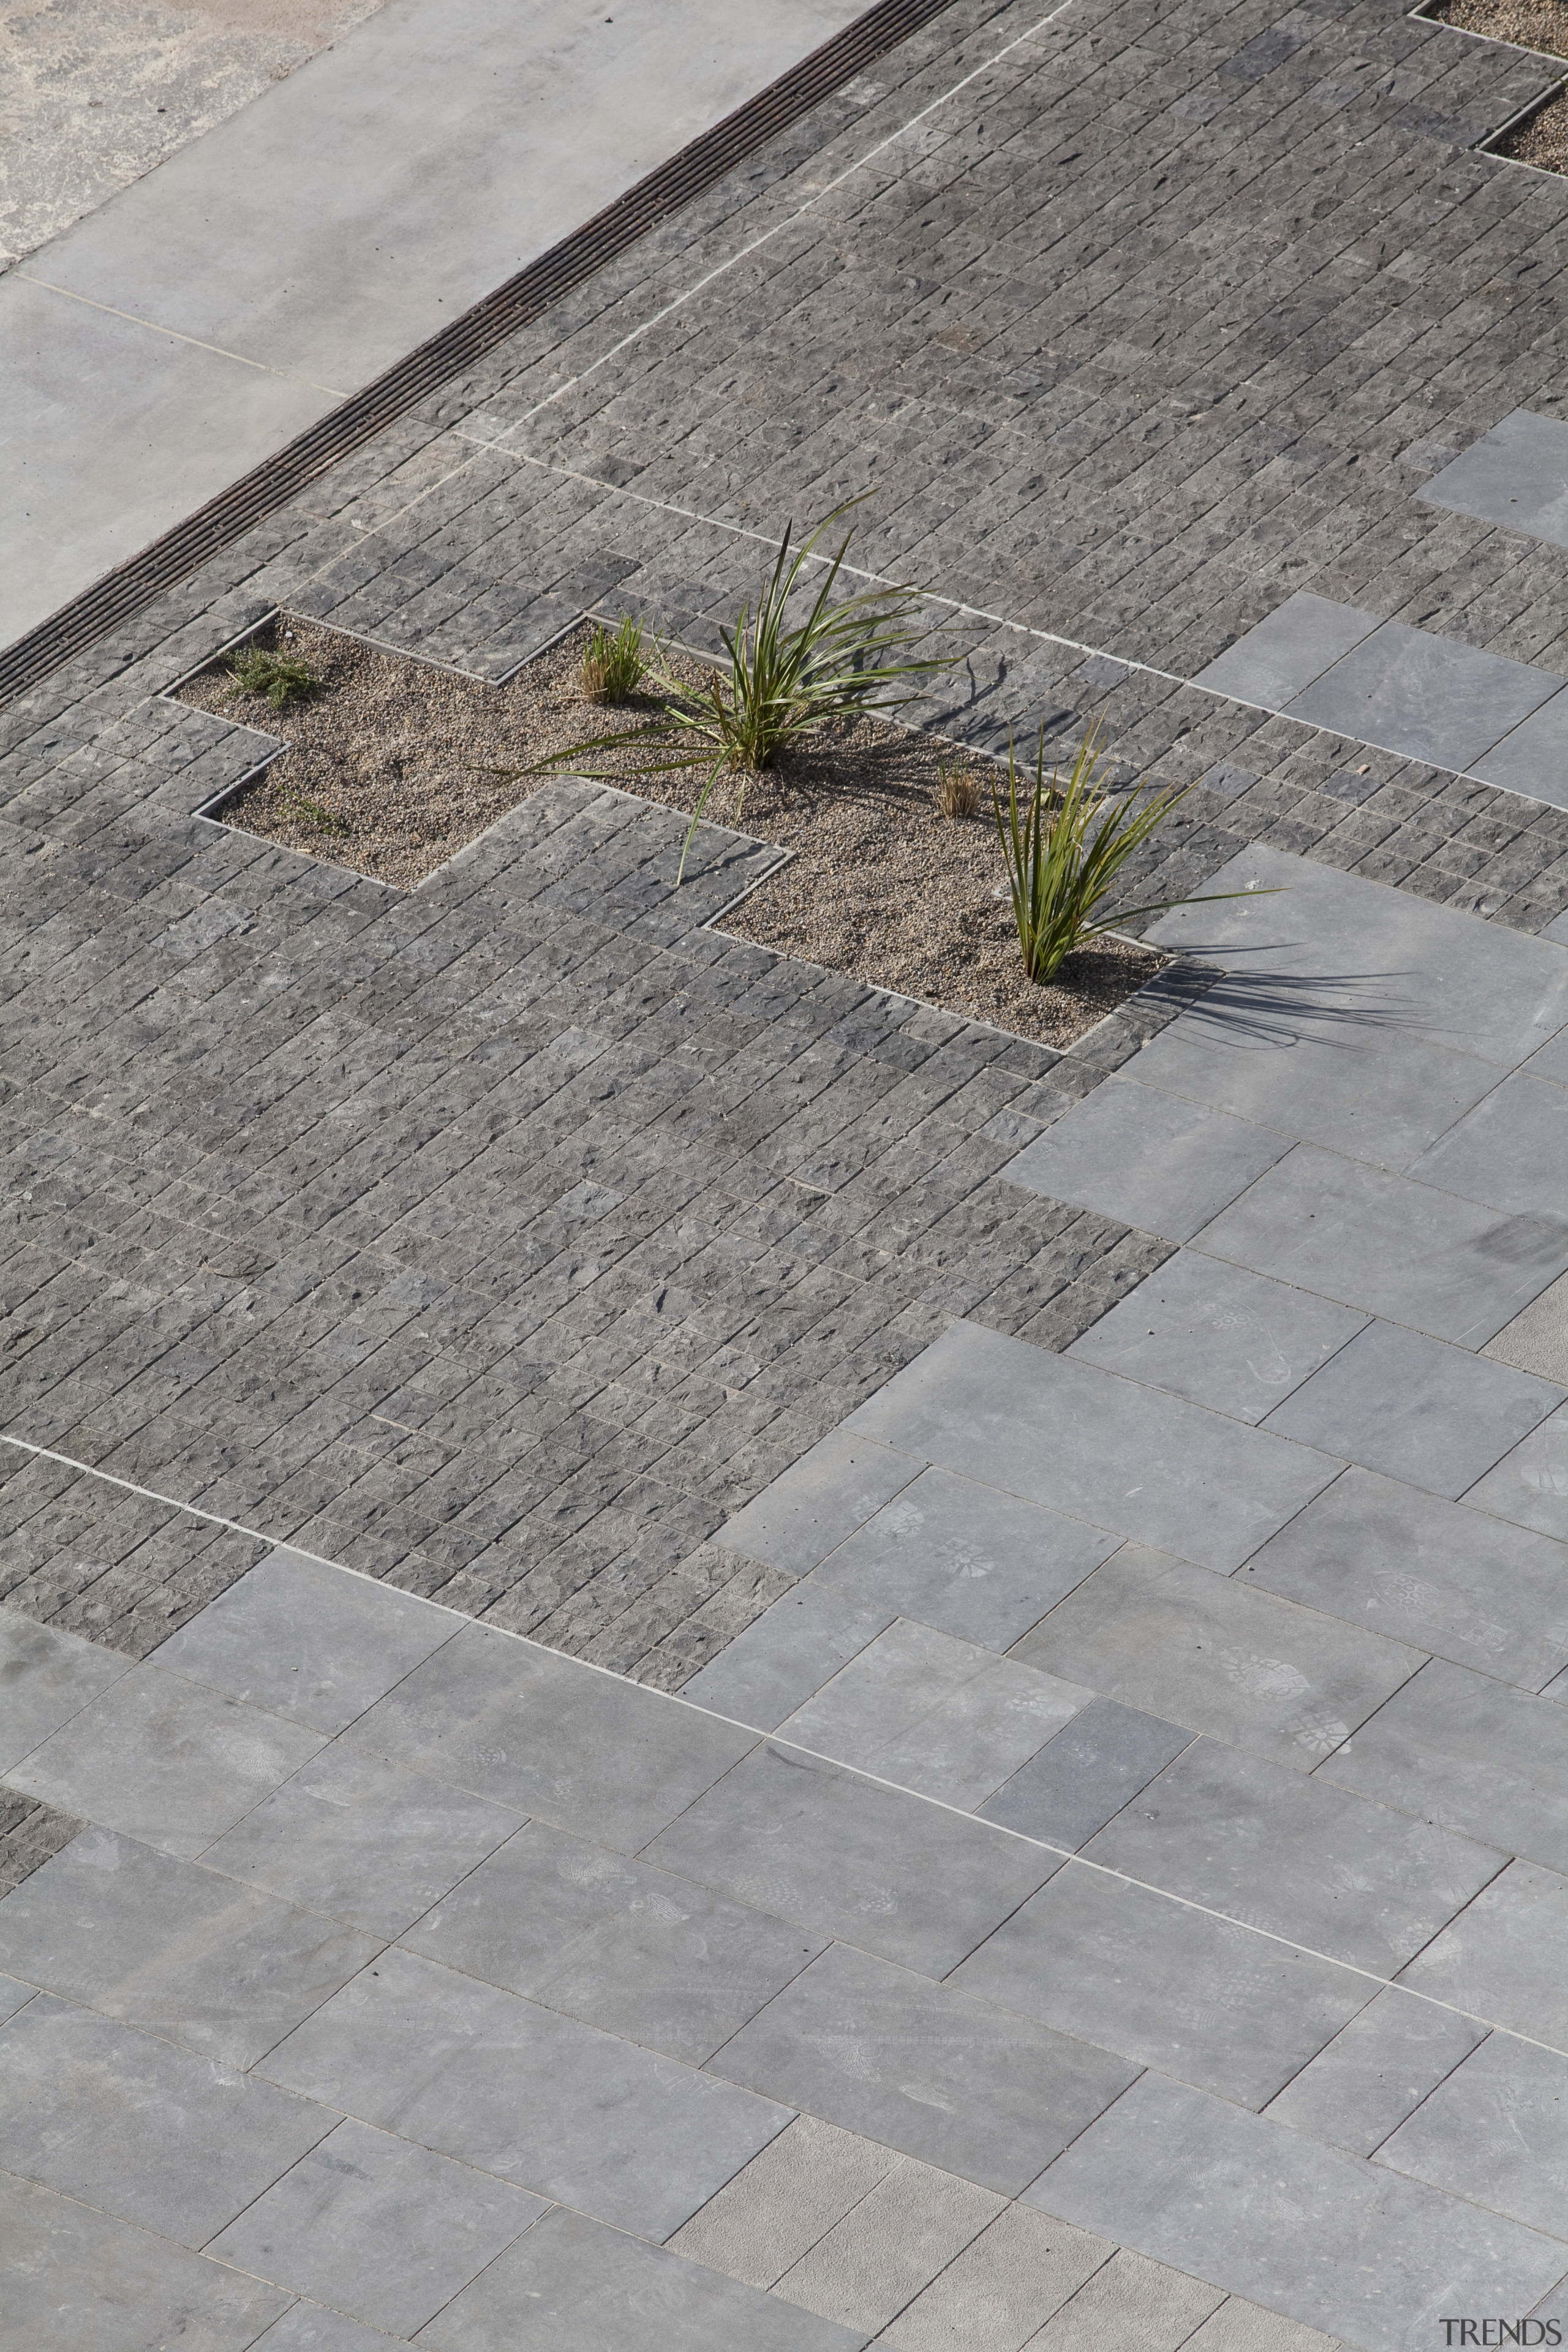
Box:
[1,0,865,646]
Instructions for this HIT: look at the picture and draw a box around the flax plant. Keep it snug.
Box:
[510,501,959,878]
[993,723,1265,984]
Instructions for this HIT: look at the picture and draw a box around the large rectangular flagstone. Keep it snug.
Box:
[1378,2034,1568,2239]
[1284,620,1559,775]
[342,1618,754,1853]
[679,1584,897,1732]
[1319,1658,1568,1873]
[0,1605,130,1772]
[1191,592,1382,708]
[711,1431,923,1575]
[842,1322,1338,1575]
[1262,1987,1488,2157]
[0,2170,292,2352]
[1474,688,1568,809]
[1246,1468,1568,1690]
[1418,407,1568,549]
[1011,1543,1422,1768]
[1026,2073,1568,2352]
[710,1940,1137,2195]
[951,1863,1371,2109]
[641,1741,1061,1977]
[0,1995,331,2247]
[1189,1144,1568,1348]
[1003,1076,1290,1242]
[1409,1069,1568,1223]
[1080,1738,1499,1974]
[0,1825,379,2067]
[1395,1857,1568,2047]
[256,1943,790,2241]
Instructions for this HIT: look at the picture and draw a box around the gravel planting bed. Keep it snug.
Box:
[1428,0,1568,56]
[177,614,1163,1051]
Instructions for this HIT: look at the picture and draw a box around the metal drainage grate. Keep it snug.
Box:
[1,0,960,712]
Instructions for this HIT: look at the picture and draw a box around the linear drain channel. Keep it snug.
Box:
[1,0,959,712]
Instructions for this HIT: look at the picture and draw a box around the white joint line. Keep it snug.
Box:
[15,272,350,399]
[3,1422,1560,2071]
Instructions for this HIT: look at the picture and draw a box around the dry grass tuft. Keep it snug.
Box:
[935,758,982,820]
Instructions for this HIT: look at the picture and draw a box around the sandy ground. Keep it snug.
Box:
[0,0,390,258]
[176,616,1166,1052]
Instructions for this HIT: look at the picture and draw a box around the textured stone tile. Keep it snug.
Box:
[257,1942,789,2239]
[200,1743,521,1938]
[810,1466,1119,1651]
[1029,2247,1224,2350]
[714,1431,924,1576]
[642,1740,1060,1977]
[1028,2073,1568,2352]
[878,2203,1114,2352]
[208,2116,546,2335]
[6,1662,325,1860]
[711,1940,1136,2194]
[1013,1543,1420,1768]
[402,1814,824,2064]
[1482,1291,1568,1396]
[670,2114,897,2291]
[0,1994,330,2247]
[0,1823,378,2065]
[1263,1988,1488,2158]
[843,1322,1337,1575]
[150,1547,456,1733]
[679,1583,896,1732]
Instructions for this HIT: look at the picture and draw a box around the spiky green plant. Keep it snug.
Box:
[510,501,960,878]
[993,723,1267,984]
[226,646,321,709]
[581,614,649,704]
[278,789,348,836]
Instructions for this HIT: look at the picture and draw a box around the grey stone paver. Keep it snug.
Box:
[1006,1077,1292,1243]
[1419,408,1568,551]
[1191,594,1382,712]
[679,1580,898,1731]
[1395,1857,1568,2048]
[1262,1988,1489,2161]
[1462,1399,1568,1539]
[1283,619,1561,775]
[979,1697,1193,1852]
[0,1604,129,1768]
[1377,2032,1568,2240]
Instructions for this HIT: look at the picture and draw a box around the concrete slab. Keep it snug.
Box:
[776,1619,1092,1811]
[1462,1401,1568,1540]
[1027,2250,1226,2351]
[199,1743,522,1937]
[875,2203,1115,2352]
[150,1546,456,1733]
[765,2158,1004,2334]
[1473,687,1568,809]
[1246,1468,1568,1691]
[809,1467,1121,1651]
[1028,2073,1568,2352]
[0,1603,130,1771]
[644,1741,1061,1978]
[420,2203,867,2352]
[0,1824,378,2067]
[1012,1544,1422,1768]
[1004,1076,1291,1243]
[6,1660,325,1860]
[1067,1253,1368,1425]
[1378,2033,1568,2240]
[712,1940,1137,2195]
[1321,1658,1568,1874]
[4,0,870,643]
[842,1322,1340,1575]
[1262,1988,1488,2158]
[1409,1069,1568,1223]
[715,1431,923,1578]
[1284,620,1560,776]
[670,2114,898,2291]
[1483,1275,1568,1389]
[0,2169,291,2352]
[206,2116,546,2335]
[1418,407,1568,550]
[1189,1144,1568,1348]
[979,1698,1194,1851]
[342,1620,753,1853]
[953,1862,1371,2110]
[0,1994,330,2246]
[1190,592,1382,710]
[401,1815,826,2065]
[1260,1319,1562,1499]
[1081,1739,1499,1975]
[257,1942,790,2239]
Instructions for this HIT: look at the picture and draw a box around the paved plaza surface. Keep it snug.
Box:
[6,0,1568,2345]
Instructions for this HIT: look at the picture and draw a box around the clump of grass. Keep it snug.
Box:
[581,615,649,704]
[226,646,322,709]
[510,500,963,877]
[994,722,1267,984]
[277,788,348,836]
[935,756,981,820]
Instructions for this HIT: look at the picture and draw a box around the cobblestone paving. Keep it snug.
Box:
[4,0,1568,1676]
